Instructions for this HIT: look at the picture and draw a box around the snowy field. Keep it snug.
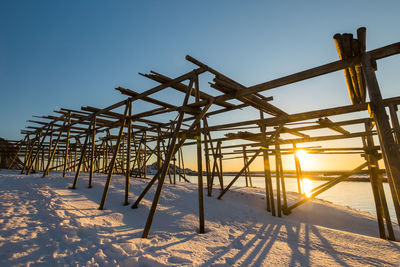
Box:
[0,170,399,266]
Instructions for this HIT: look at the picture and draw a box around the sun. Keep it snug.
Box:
[295,148,316,171]
[296,149,308,160]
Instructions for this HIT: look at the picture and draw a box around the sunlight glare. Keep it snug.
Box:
[302,178,313,198]
[296,149,308,159]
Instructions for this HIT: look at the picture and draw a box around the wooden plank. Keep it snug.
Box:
[234,42,400,98]
[141,71,235,108]
[205,96,400,132]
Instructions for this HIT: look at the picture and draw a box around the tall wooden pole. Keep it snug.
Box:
[203,122,212,195]
[71,122,92,188]
[63,112,71,177]
[88,115,96,187]
[243,147,253,187]
[361,53,400,214]
[275,135,282,217]
[21,131,40,174]
[243,146,249,187]
[124,100,132,205]
[141,76,195,238]
[388,103,400,145]
[217,141,224,190]
[26,129,47,175]
[43,118,67,177]
[195,75,205,234]
[99,102,129,210]
[293,143,303,194]
[260,111,274,215]
[364,121,395,240]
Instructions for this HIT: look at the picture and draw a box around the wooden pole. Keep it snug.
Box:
[99,102,129,210]
[63,112,71,177]
[144,131,147,178]
[364,122,395,240]
[362,53,400,214]
[21,131,40,174]
[243,147,253,187]
[203,121,212,195]
[8,136,26,169]
[124,100,132,205]
[275,136,282,217]
[195,75,205,234]
[27,131,46,174]
[180,147,187,182]
[243,146,249,187]
[217,141,224,190]
[70,121,93,188]
[43,119,67,177]
[279,145,288,210]
[141,76,195,238]
[388,104,400,145]
[218,148,262,199]
[293,143,303,194]
[178,143,182,182]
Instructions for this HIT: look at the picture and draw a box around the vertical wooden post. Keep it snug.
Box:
[22,135,30,170]
[71,121,92,188]
[26,131,42,175]
[8,136,26,169]
[279,143,288,210]
[243,146,249,187]
[203,122,212,194]
[173,156,177,184]
[362,53,400,216]
[43,119,67,177]
[388,104,400,145]
[293,143,303,194]
[48,125,54,170]
[157,126,162,171]
[21,131,40,174]
[74,139,78,172]
[121,133,125,175]
[363,122,394,240]
[141,76,195,238]
[124,100,132,205]
[195,75,205,234]
[259,112,274,215]
[102,139,107,173]
[275,136,282,217]
[203,117,220,194]
[41,146,45,171]
[180,147,187,182]
[217,141,224,190]
[63,112,71,177]
[144,131,147,178]
[88,115,96,187]
[243,147,253,187]
[99,102,129,210]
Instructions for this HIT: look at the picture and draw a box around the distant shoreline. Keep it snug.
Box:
[185,170,389,183]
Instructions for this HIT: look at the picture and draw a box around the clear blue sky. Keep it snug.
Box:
[1,0,399,144]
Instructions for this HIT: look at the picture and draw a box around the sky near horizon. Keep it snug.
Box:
[1,1,400,171]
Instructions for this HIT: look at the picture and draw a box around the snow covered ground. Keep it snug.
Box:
[0,170,399,266]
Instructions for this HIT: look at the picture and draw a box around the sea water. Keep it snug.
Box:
[183,174,397,222]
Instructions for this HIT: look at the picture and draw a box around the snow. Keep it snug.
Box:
[0,170,399,266]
